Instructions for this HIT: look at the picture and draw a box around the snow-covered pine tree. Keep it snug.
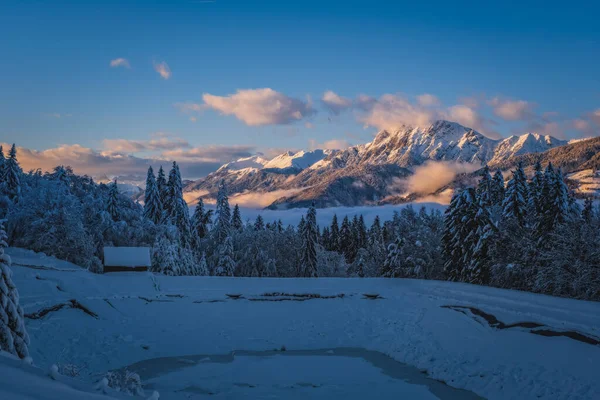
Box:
[380,237,402,277]
[231,204,243,231]
[191,199,212,240]
[167,162,193,247]
[369,216,383,245]
[297,215,306,235]
[106,179,120,221]
[490,170,505,206]
[321,226,331,249]
[299,203,319,277]
[215,236,235,277]
[502,163,528,226]
[582,197,594,222]
[357,215,368,249]
[143,166,163,224]
[151,235,180,276]
[0,221,30,359]
[339,215,353,262]
[329,214,340,252]
[443,189,479,281]
[156,166,168,211]
[551,168,569,226]
[0,145,5,181]
[476,166,493,208]
[197,252,209,276]
[466,195,496,284]
[254,215,265,231]
[527,161,544,217]
[213,180,231,243]
[4,144,22,201]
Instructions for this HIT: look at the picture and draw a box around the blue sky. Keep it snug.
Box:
[1,0,599,178]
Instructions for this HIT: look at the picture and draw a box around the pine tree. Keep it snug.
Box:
[339,216,353,262]
[443,189,480,281]
[143,166,163,224]
[528,161,544,216]
[582,197,594,222]
[4,144,22,201]
[254,215,265,231]
[232,204,243,231]
[191,199,213,240]
[156,166,168,211]
[476,166,493,208]
[321,226,331,249]
[0,145,6,181]
[329,214,340,252]
[106,179,120,221]
[297,215,306,235]
[167,162,193,247]
[215,236,235,277]
[299,203,318,277]
[490,170,505,206]
[380,237,402,277]
[466,195,496,284]
[502,164,528,226]
[214,180,231,243]
[197,252,209,276]
[551,168,569,226]
[357,215,368,249]
[0,221,30,359]
[369,216,383,245]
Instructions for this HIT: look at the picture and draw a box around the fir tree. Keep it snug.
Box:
[329,214,340,252]
[143,166,163,224]
[106,179,120,221]
[476,166,493,208]
[357,215,368,249]
[369,216,383,245]
[191,199,213,240]
[321,226,331,249]
[339,216,353,262]
[0,221,30,359]
[215,237,235,277]
[156,166,168,211]
[0,145,5,180]
[214,180,231,243]
[443,189,479,281]
[231,204,243,231]
[490,170,505,206]
[582,197,594,222]
[254,215,265,231]
[297,215,306,235]
[167,162,193,247]
[4,144,22,201]
[197,252,209,276]
[528,161,544,216]
[502,164,528,226]
[380,237,402,277]
[299,203,318,277]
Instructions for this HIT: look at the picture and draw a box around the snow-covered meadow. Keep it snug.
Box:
[4,248,600,400]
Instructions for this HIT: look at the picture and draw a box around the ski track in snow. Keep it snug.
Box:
[6,247,600,400]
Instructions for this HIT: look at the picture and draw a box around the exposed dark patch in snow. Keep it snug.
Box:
[138,296,174,303]
[363,293,384,300]
[25,299,98,320]
[442,305,600,346]
[164,294,186,298]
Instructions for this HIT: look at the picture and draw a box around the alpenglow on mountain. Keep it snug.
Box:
[183,120,574,208]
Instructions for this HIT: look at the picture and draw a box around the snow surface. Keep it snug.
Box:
[104,247,151,268]
[7,247,600,400]
[262,149,335,170]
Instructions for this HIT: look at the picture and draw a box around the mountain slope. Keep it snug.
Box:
[183,120,575,208]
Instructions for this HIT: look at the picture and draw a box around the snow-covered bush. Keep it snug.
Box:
[105,370,144,396]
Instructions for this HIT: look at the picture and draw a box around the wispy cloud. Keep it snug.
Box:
[109,58,130,69]
[308,138,351,150]
[43,113,72,118]
[321,90,353,115]
[102,135,190,155]
[200,88,315,126]
[417,94,441,107]
[489,97,535,121]
[153,61,171,79]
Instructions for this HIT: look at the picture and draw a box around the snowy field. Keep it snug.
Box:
[5,247,600,400]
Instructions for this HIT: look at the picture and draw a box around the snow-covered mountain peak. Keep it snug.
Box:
[491,132,567,163]
[263,149,335,170]
[217,155,270,172]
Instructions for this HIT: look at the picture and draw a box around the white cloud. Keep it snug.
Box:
[489,97,535,121]
[229,189,305,208]
[161,145,255,163]
[590,109,600,125]
[321,90,353,115]
[102,136,190,154]
[359,94,441,131]
[110,58,130,69]
[201,88,315,126]
[153,61,171,79]
[417,94,441,107]
[404,161,479,195]
[308,138,350,151]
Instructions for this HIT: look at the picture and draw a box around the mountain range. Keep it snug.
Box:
[180,120,600,209]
